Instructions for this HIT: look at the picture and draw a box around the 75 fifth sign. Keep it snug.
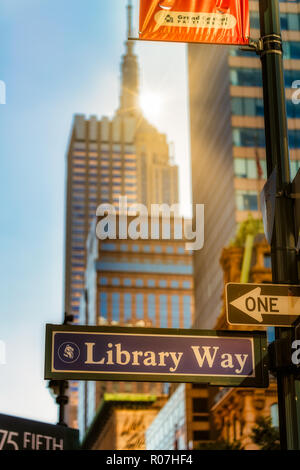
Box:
[45,324,268,388]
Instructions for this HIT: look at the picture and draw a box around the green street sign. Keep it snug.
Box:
[45,324,269,388]
[226,282,300,327]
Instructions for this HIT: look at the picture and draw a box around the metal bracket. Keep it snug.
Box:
[239,35,284,57]
[239,37,263,54]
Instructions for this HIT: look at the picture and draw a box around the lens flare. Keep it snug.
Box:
[139,92,162,121]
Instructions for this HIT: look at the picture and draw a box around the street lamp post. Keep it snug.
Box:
[48,312,74,427]
[258,0,300,450]
[48,379,69,427]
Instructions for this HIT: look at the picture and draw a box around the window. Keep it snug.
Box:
[72,262,85,268]
[233,128,265,147]
[148,279,156,287]
[291,161,300,179]
[230,64,300,87]
[99,293,108,318]
[171,280,179,288]
[271,403,279,428]
[171,295,180,328]
[160,295,168,328]
[124,382,132,392]
[283,41,300,60]
[73,195,85,202]
[193,416,209,422]
[136,294,144,319]
[148,294,156,325]
[182,281,191,289]
[230,68,262,87]
[112,278,120,286]
[124,293,132,322]
[159,280,167,288]
[280,13,300,31]
[96,259,193,275]
[264,254,272,268]
[267,327,275,344]
[249,11,259,30]
[183,296,192,328]
[123,278,132,287]
[234,158,265,179]
[73,142,86,151]
[232,97,267,118]
[236,190,258,211]
[99,278,108,286]
[112,293,120,322]
[101,243,116,251]
[193,398,209,413]
[72,228,85,235]
[193,431,210,441]
[136,279,143,287]
[72,288,83,294]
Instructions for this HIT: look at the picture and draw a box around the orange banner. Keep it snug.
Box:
[139,0,249,45]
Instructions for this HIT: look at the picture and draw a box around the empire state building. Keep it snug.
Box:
[64,1,179,325]
[63,1,180,426]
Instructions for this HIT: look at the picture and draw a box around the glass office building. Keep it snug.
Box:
[188,1,300,330]
[146,384,211,450]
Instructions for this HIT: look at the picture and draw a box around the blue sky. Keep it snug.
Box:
[0,0,191,424]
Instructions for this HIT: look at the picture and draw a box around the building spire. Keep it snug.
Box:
[118,0,140,116]
[127,0,133,38]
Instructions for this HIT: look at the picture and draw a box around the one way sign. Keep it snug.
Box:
[226,283,300,327]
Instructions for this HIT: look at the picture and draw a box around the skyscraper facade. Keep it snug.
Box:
[188,1,300,329]
[77,215,194,435]
[146,383,211,450]
[64,2,179,325]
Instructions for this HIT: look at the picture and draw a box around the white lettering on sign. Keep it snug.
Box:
[0,430,64,450]
[85,342,184,372]
[191,346,248,374]
[191,346,219,368]
[84,342,249,375]
[23,432,63,450]
[0,430,19,450]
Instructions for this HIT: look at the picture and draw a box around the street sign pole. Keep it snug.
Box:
[259,0,300,449]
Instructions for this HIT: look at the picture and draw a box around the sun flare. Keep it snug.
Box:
[139,92,163,121]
